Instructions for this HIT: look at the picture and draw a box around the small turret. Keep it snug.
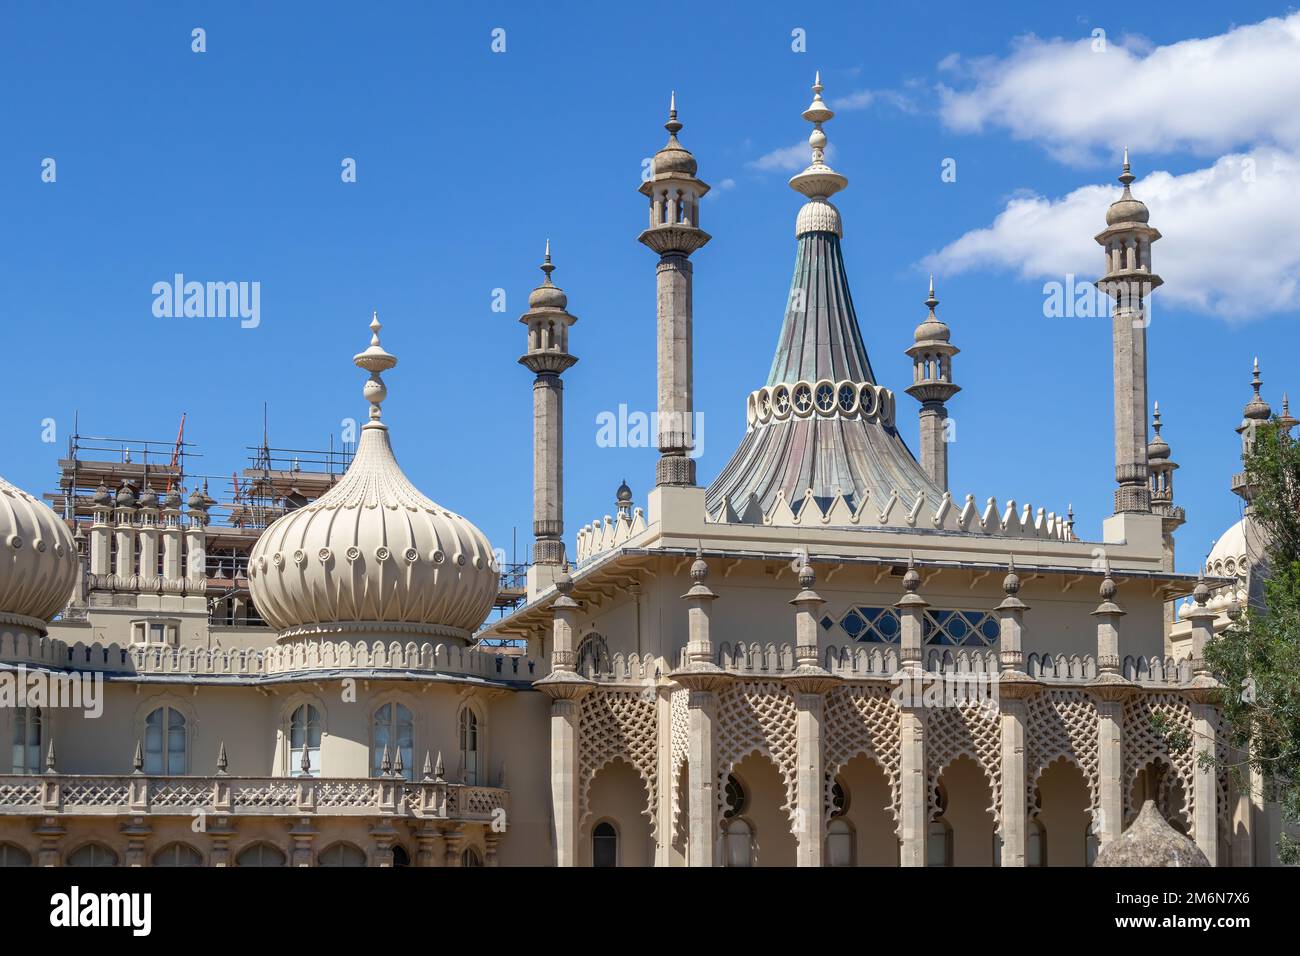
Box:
[905,276,960,490]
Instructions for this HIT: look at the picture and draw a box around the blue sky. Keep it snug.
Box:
[2,1,1297,576]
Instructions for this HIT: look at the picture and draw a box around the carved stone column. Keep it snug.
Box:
[894,558,928,867]
[288,818,316,867]
[1185,578,1220,864]
[1091,567,1134,849]
[996,560,1040,866]
[122,817,151,867]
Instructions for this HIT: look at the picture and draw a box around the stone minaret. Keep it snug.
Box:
[905,277,960,490]
[1147,402,1185,642]
[519,242,578,567]
[638,93,710,487]
[1096,149,1161,514]
[1232,358,1273,509]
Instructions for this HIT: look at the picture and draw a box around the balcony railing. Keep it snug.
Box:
[0,774,508,822]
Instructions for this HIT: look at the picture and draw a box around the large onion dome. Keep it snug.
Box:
[1094,799,1209,867]
[0,474,78,628]
[248,315,498,642]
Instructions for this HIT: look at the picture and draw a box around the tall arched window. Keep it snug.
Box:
[827,819,855,867]
[1027,818,1046,867]
[11,707,40,773]
[67,843,119,867]
[461,847,483,867]
[0,843,32,867]
[318,843,367,867]
[459,707,480,785]
[236,843,286,867]
[153,843,203,867]
[289,704,321,777]
[592,821,618,868]
[144,705,188,774]
[372,703,414,779]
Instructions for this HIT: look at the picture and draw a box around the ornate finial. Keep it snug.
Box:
[434,750,446,782]
[380,744,392,776]
[541,239,555,283]
[1253,357,1263,396]
[217,740,229,775]
[133,739,144,773]
[1099,561,1117,602]
[797,553,816,590]
[691,544,709,584]
[665,90,682,136]
[393,747,404,777]
[45,738,56,774]
[299,742,311,774]
[1227,596,1242,622]
[556,561,574,596]
[1003,556,1021,596]
[902,553,920,593]
[354,311,399,423]
[422,751,434,781]
[1193,574,1210,607]
[1119,147,1134,188]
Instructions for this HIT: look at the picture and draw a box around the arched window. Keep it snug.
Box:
[461,847,483,867]
[236,843,286,867]
[318,843,367,867]
[391,845,411,867]
[11,707,41,773]
[827,819,855,867]
[1027,818,1046,867]
[722,774,754,867]
[144,705,188,774]
[372,703,414,779]
[724,818,753,868]
[288,704,322,777]
[927,819,953,867]
[0,843,32,867]
[67,843,119,867]
[153,843,202,867]
[458,707,480,785]
[592,821,618,868]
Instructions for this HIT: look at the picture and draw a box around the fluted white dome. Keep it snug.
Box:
[0,475,79,627]
[248,316,498,641]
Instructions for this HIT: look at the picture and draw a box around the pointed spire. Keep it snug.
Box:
[353,311,398,423]
[926,275,937,311]
[380,744,392,776]
[790,72,847,201]
[422,750,434,781]
[393,747,404,778]
[217,740,229,775]
[433,750,446,782]
[665,90,681,136]
[541,238,554,282]
[133,739,144,773]
[299,741,311,775]
[1119,146,1134,187]
[45,738,56,774]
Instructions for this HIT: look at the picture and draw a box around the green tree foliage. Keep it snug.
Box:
[1205,420,1300,864]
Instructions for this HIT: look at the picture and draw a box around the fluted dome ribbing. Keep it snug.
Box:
[0,475,79,626]
[247,315,498,640]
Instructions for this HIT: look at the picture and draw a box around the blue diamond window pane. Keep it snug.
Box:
[949,616,968,639]
[820,616,835,631]
[981,617,1001,642]
[876,613,899,639]
[960,611,984,628]
[931,610,953,626]
[862,607,885,623]
[841,613,865,638]
[922,616,936,640]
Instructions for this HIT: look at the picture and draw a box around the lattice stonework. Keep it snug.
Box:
[670,688,690,841]
[926,702,1002,825]
[716,681,799,823]
[578,690,660,838]
[824,685,901,827]
[1026,689,1100,815]
[1122,692,1196,826]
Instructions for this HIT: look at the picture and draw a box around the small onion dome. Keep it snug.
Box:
[1094,800,1209,867]
[914,276,951,343]
[527,239,568,310]
[162,488,182,510]
[92,483,112,508]
[1147,401,1171,461]
[248,314,498,641]
[616,479,633,504]
[652,92,698,177]
[0,474,78,626]
[138,485,159,509]
[114,482,136,508]
[187,485,209,511]
[1105,149,1150,226]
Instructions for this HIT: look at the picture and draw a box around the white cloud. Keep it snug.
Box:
[923,148,1300,320]
[938,13,1300,163]
[704,177,736,201]
[747,141,835,172]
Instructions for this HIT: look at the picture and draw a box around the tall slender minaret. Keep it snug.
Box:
[639,93,710,487]
[1232,358,1273,509]
[1096,149,1161,514]
[905,276,960,490]
[519,242,578,567]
